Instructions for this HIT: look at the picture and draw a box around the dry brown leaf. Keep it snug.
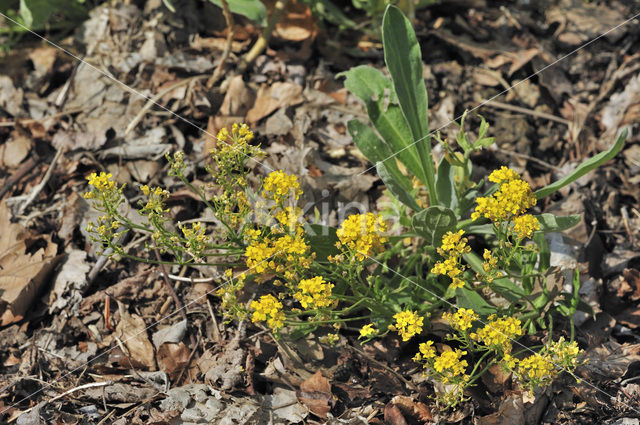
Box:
[383,402,408,425]
[271,0,317,42]
[298,370,331,419]
[157,342,190,379]
[0,202,60,325]
[245,82,303,124]
[0,134,30,168]
[390,395,433,422]
[115,302,157,371]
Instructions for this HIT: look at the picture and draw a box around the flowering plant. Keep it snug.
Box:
[82,5,628,412]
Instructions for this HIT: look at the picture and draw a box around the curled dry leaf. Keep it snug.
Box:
[0,202,61,326]
[115,302,157,371]
[298,370,332,419]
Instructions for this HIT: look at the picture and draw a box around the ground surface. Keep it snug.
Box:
[1,0,640,424]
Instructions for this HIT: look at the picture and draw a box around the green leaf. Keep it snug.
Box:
[535,213,581,233]
[208,0,267,27]
[412,205,457,245]
[534,232,550,272]
[349,119,419,209]
[382,5,436,203]
[162,0,176,12]
[534,129,627,200]
[341,66,425,184]
[456,287,496,315]
[304,224,340,261]
[377,162,422,211]
[435,158,457,210]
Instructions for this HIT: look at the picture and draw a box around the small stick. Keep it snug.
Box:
[12,380,114,419]
[0,156,39,199]
[485,100,571,126]
[347,344,418,391]
[152,240,196,347]
[236,0,289,74]
[124,75,208,136]
[492,146,563,172]
[0,108,84,127]
[207,297,222,343]
[206,0,234,89]
[167,273,216,283]
[16,148,63,215]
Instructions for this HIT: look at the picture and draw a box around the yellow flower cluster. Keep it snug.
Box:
[433,349,469,383]
[392,310,424,341]
[179,222,208,256]
[503,337,583,392]
[472,167,540,240]
[512,214,541,240]
[443,308,479,332]
[244,227,314,280]
[336,213,388,261]
[139,185,170,219]
[262,170,303,202]
[359,324,378,339]
[479,249,502,283]
[470,315,523,354]
[294,276,335,310]
[250,294,285,330]
[431,230,471,289]
[413,341,469,406]
[86,172,116,192]
[473,167,536,220]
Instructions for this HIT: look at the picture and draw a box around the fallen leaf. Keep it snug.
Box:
[0,202,60,325]
[0,134,30,168]
[245,82,304,124]
[390,395,432,422]
[157,342,190,379]
[115,302,157,371]
[298,371,332,419]
[383,402,408,425]
[477,395,524,425]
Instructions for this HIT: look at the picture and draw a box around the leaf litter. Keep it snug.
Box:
[0,0,639,423]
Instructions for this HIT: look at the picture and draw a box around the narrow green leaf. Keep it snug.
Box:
[534,129,627,200]
[456,287,496,315]
[382,5,436,202]
[208,0,267,27]
[349,119,417,206]
[341,66,425,183]
[304,224,340,261]
[535,213,581,233]
[412,205,457,245]
[435,158,457,210]
[377,162,422,211]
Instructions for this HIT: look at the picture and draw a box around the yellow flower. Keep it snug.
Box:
[443,308,478,332]
[359,324,378,339]
[512,214,540,239]
[262,170,302,202]
[336,213,388,261]
[414,340,436,361]
[87,172,116,192]
[393,310,424,341]
[250,294,285,330]
[470,315,523,354]
[433,349,469,383]
[471,169,536,222]
[517,353,555,381]
[294,276,334,310]
[488,166,520,184]
[431,231,470,289]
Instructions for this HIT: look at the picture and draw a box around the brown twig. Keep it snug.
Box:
[152,240,195,347]
[16,147,63,215]
[347,344,418,391]
[0,156,39,199]
[207,0,234,89]
[485,100,571,126]
[124,75,208,136]
[236,0,288,75]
